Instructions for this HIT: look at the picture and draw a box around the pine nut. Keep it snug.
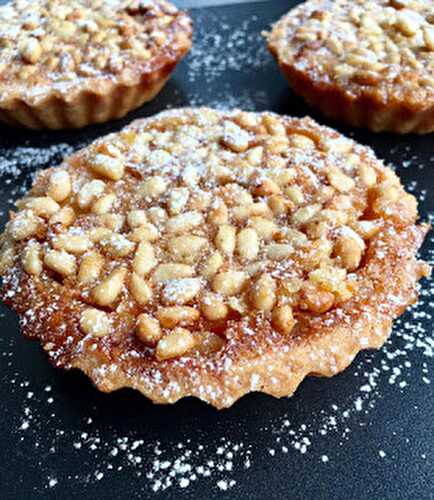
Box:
[167,235,207,263]
[101,214,124,232]
[212,270,246,296]
[130,273,153,304]
[102,233,135,257]
[423,26,434,51]
[227,296,248,315]
[249,217,278,241]
[221,121,250,152]
[289,134,315,149]
[263,114,287,136]
[92,193,116,215]
[24,197,60,218]
[285,185,305,205]
[47,170,71,202]
[236,227,259,261]
[266,243,293,261]
[133,242,156,276]
[157,306,199,328]
[147,207,168,226]
[246,146,263,165]
[250,274,276,312]
[350,220,381,239]
[269,168,296,186]
[395,10,420,37]
[19,37,42,64]
[168,187,189,215]
[254,178,280,197]
[89,227,112,243]
[272,305,295,335]
[267,136,289,155]
[129,222,159,242]
[127,210,148,229]
[22,242,42,276]
[78,180,105,209]
[232,202,272,221]
[49,206,75,227]
[334,229,365,271]
[358,165,377,187]
[201,252,224,278]
[215,225,236,256]
[78,251,104,284]
[189,190,212,212]
[200,292,228,320]
[327,167,355,193]
[90,154,124,181]
[162,278,202,305]
[140,176,167,199]
[152,263,194,283]
[44,249,76,276]
[221,184,253,206]
[166,211,203,234]
[136,314,161,346]
[208,203,228,226]
[290,204,321,225]
[268,195,289,216]
[52,233,92,255]
[303,283,336,313]
[80,308,111,337]
[285,228,308,247]
[9,210,40,241]
[195,331,225,354]
[155,328,196,360]
[92,266,126,306]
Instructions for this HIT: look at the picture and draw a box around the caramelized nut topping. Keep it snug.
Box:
[267,0,434,134]
[0,0,192,103]
[1,108,426,382]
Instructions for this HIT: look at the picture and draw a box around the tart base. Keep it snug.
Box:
[3,223,429,409]
[272,56,434,135]
[0,69,173,130]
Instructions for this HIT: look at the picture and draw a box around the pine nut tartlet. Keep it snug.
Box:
[0,0,192,129]
[267,0,434,134]
[0,108,429,408]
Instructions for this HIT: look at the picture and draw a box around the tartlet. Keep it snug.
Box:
[267,0,434,134]
[0,0,192,129]
[0,108,429,408]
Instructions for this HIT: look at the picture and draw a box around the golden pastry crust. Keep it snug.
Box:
[0,0,192,129]
[0,108,430,408]
[267,0,434,134]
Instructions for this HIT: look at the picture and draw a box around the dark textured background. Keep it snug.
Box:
[0,1,433,499]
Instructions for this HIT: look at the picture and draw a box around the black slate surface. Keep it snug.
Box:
[0,1,433,499]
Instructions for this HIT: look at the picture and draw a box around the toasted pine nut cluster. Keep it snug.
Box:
[0,0,191,88]
[0,108,429,407]
[267,0,434,133]
[269,0,434,95]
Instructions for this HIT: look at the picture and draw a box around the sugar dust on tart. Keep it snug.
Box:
[0,0,192,130]
[266,0,434,134]
[0,108,430,408]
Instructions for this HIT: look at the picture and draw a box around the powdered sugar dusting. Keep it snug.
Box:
[0,4,433,498]
[1,158,433,493]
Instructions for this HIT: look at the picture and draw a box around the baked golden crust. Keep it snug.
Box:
[267,0,434,134]
[0,108,430,408]
[0,0,192,129]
